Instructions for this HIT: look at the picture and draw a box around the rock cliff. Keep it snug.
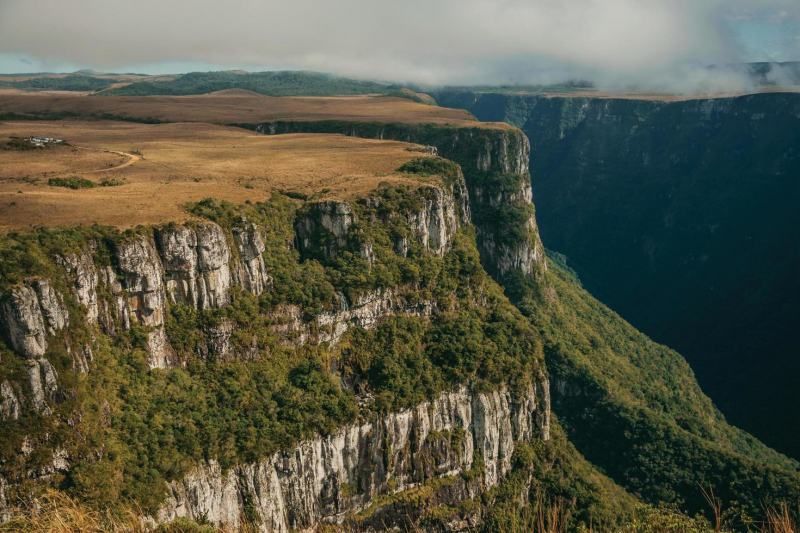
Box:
[246,121,546,291]
[0,282,68,359]
[0,146,555,530]
[436,90,800,458]
[157,383,550,531]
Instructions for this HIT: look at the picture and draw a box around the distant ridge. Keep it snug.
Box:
[102,70,397,97]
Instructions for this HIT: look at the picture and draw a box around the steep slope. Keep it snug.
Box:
[437,90,800,459]
[0,156,560,530]
[1,98,798,530]
[234,118,800,524]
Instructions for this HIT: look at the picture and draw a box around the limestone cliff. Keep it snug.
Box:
[245,121,546,291]
[157,383,550,531]
[0,146,555,530]
[436,90,800,458]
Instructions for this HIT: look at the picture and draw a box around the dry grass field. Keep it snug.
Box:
[0,120,437,231]
[0,89,496,127]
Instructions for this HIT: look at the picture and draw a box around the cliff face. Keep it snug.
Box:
[246,121,546,293]
[436,90,800,458]
[0,159,551,529]
[157,383,549,531]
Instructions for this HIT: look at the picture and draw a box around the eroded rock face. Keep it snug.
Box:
[27,358,58,415]
[157,222,232,310]
[203,319,258,362]
[158,383,550,531]
[232,221,271,296]
[1,282,68,359]
[1,286,47,359]
[32,281,68,335]
[295,201,355,262]
[0,381,20,420]
[473,177,546,280]
[408,186,461,256]
[58,251,99,324]
[475,128,531,176]
[111,236,174,368]
[270,289,437,347]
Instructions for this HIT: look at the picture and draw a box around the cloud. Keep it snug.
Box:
[0,0,797,91]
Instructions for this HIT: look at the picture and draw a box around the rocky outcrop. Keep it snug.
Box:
[0,286,47,359]
[473,176,546,278]
[1,282,68,359]
[51,222,268,368]
[32,281,68,335]
[317,289,435,345]
[407,185,463,256]
[109,236,174,368]
[0,381,20,420]
[232,220,272,296]
[58,251,99,324]
[158,382,550,531]
[270,289,436,347]
[472,126,530,176]
[294,201,355,262]
[204,319,258,362]
[249,121,547,288]
[156,222,232,310]
[26,358,58,415]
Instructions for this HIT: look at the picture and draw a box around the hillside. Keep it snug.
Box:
[102,71,395,97]
[435,90,800,459]
[0,90,477,125]
[0,93,798,531]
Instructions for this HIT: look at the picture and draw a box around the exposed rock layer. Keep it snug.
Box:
[249,121,546,288]
[158,382,550,531]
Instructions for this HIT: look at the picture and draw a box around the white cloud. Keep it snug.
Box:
[0,0,797,90]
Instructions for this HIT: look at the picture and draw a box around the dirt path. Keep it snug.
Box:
[73,146,141,173]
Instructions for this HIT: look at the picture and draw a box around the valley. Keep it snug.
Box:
[436,89,800,459]
[0,86,798,532]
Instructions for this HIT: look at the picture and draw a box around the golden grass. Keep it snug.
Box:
[0,90,504,128]
[0,120,437,231]
[0,490,145,533]
[1,489,796,532]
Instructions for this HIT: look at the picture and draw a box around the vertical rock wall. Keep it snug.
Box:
[157,382,550,531]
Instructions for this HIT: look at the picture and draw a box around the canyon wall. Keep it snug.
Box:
[244,121,547,295]
[435,90,800,458]
[157,383,549,531]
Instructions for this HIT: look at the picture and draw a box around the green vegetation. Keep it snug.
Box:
[2,113,798,530]
[47,176,96,189]
[440,90,800,459]
[398,156,458,176]
[1,137,41,150]
[515,253,800,526]
[0,111,164,123]
[240,117,800,527]
[47,176,125,189]
[479,426,638,531]
[104,70,394,97]
[98,177,124,187]
[0,183,545,516]
[0,74,114,92]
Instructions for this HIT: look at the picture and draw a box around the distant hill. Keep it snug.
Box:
[103,70,396,97]
[0,74,115,92]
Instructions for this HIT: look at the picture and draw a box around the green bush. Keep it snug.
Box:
[47,176,95,189]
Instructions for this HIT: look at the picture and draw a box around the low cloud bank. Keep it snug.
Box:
[0,0,798,93]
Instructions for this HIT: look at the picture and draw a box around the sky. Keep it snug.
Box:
[0,0,798,91]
